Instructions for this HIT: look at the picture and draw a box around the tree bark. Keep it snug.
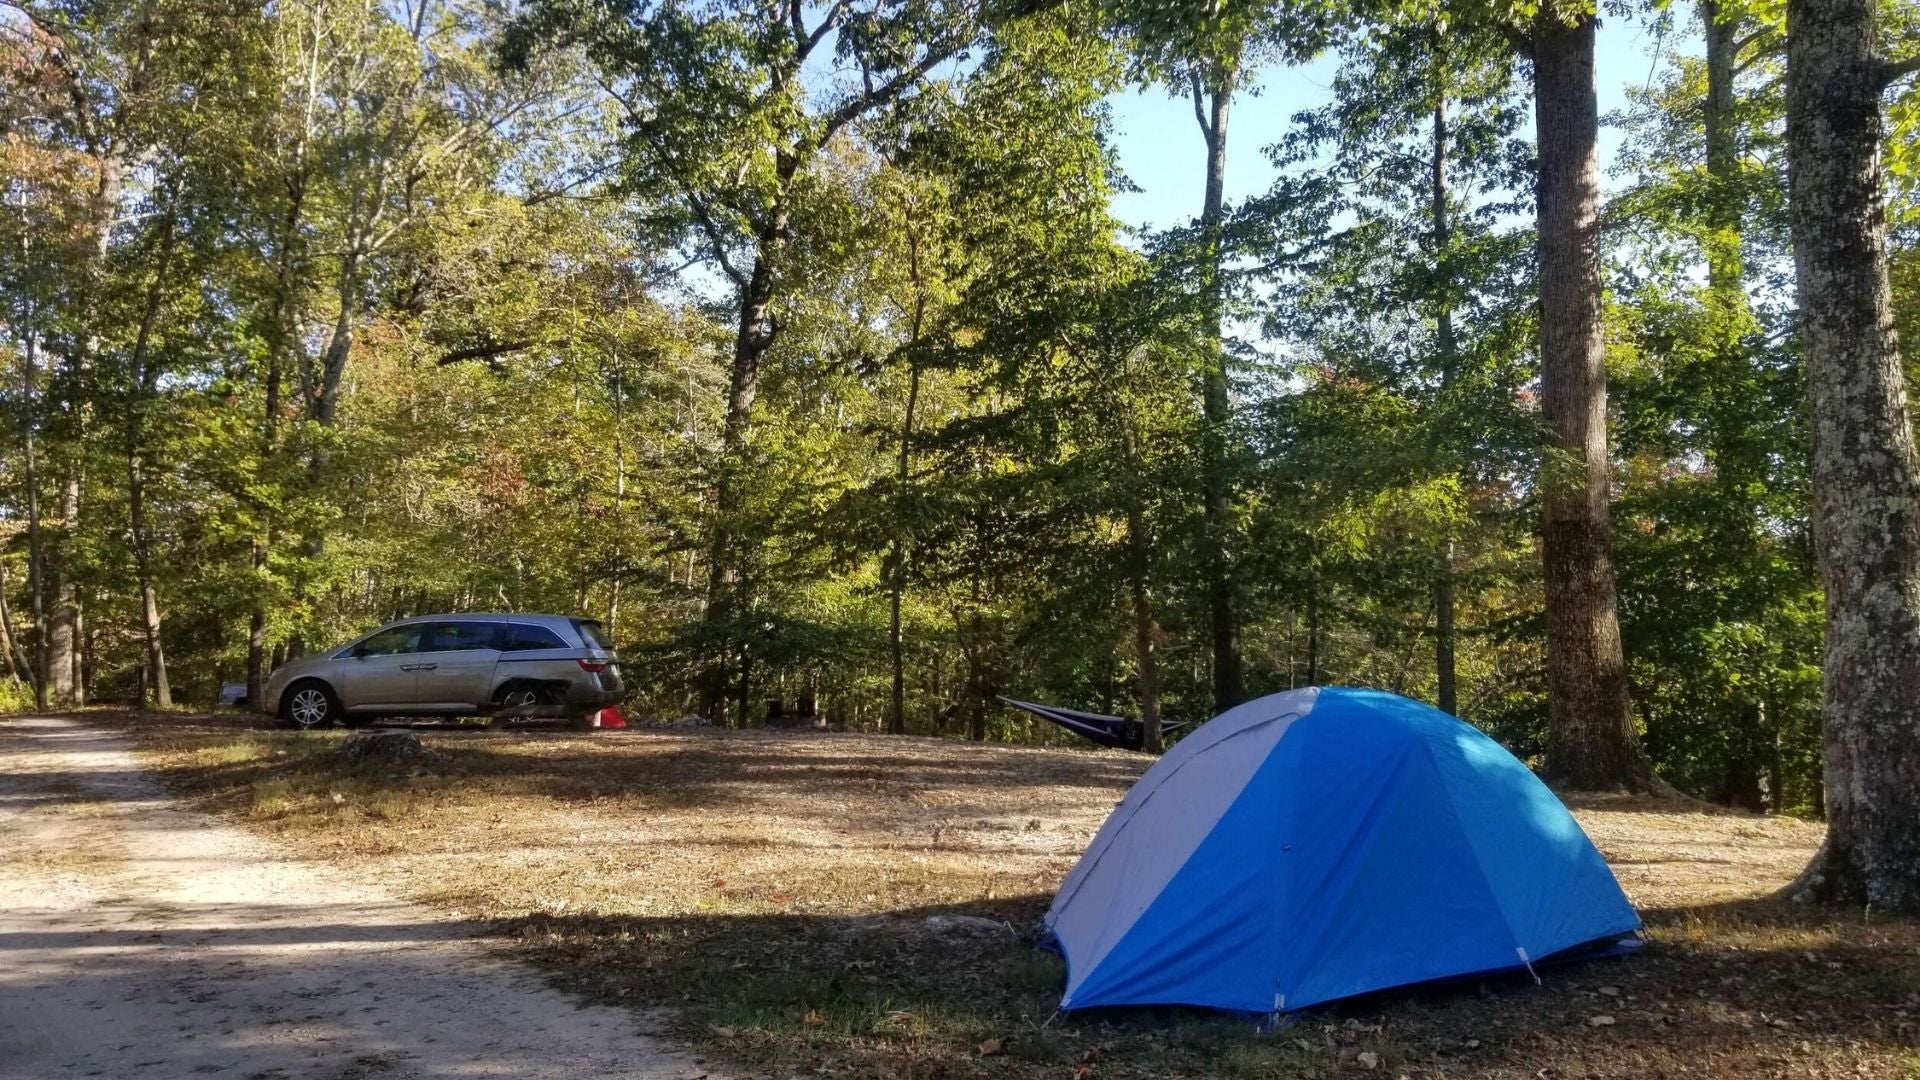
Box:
[888,359,921,737]
[1194,75,1243,712]
[1701,0,1772,806]
[249,176,306,707]
[888,223,928,737]
[1701,0,1744,297]
[701,207,786,722]
[22,325,48,709]
[1431,85,1460,718]
[1784,0,1920,911]
[1306,584,1320,686]
[125,197,179,709]
[1121,420,1165,754]
[1533,11,1659,790]
[45,471,81,707]
[0,563,30,684]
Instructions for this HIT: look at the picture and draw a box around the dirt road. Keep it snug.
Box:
[0,715,719,1080]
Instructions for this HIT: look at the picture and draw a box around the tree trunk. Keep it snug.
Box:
[72,599,86,705]
[1701,0,1744,297]
[702,208,787,722]
[128,438,171,707]
[21,326,48,710]
[0,564,30,684]
[40,143,125,709]
[1431,84,1460,718]
[1533,12,1659,790]
[249,178,306,707]
[1125,496,1165,756]
[1306,585,1320,686]
[126,199,178,708]
[1784,0,1920,911]
[46,474,81,707]
[888,225,927,737]
[1194,76,1243,712]
[887,361,920,736]
[1434,541,1457,714]
[128,447,171,707]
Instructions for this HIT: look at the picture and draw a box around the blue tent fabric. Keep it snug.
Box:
[1044,687,1641,1013]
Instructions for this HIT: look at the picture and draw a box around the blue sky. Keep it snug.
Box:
[1106,13,1681,232]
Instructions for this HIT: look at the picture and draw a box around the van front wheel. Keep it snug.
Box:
[284,681,340,730]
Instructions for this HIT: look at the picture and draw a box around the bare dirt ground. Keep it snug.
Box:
[0,715,724,1080]
[58,712,1920,1077]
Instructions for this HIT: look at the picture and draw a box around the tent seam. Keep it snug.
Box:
[1418,737,1530,963]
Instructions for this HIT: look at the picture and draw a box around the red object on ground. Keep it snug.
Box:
[591,706,626,729]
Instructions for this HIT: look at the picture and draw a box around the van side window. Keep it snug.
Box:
[356,625,423,656]
[423,622,501,652]
[502,623,567,651]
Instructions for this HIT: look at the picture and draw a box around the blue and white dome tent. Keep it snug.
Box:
[1043,687,1641,1014]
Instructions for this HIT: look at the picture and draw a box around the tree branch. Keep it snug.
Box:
[437,339,563,366]
[684,191,749,289]
[799,0,850,59]
[1189,71,1212,144]
[1882,52,1920,88]
[818,36,969,147]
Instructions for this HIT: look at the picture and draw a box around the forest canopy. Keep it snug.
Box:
[1,0,1917,852]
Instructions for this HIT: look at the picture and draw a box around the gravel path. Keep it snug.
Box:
[0,715,719,1080]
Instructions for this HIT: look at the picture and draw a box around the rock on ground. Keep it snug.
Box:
[335,727,434,770]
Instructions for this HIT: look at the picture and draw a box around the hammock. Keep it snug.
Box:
[998,697,1190,752]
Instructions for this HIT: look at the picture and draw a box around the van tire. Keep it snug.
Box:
[489,682,552,728]
[283,680,340,730]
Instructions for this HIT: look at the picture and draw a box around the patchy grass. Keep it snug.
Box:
[106,710,1920,1079]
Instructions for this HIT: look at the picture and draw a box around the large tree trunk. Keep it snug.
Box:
[701,207,787,722]
[1784,0,1920,911]
[1533,12,1659,790]
[1194,76,1243,712]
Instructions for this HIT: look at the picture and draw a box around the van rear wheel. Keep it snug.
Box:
[489,684,552,728]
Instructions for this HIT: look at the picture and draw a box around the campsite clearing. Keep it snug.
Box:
[105,712,1920,1078]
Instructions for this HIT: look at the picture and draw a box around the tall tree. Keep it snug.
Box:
[1250,6,1534,720]
[505,0,989,721]
[1784,0,1920,909]
[1109,0,1327,710]
[1531,1,1660,789]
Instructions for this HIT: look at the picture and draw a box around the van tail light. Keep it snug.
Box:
[577,658,609,673]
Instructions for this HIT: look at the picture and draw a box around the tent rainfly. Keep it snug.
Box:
[1043,686,1642,1014]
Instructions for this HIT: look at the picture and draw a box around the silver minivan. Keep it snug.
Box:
[261,614,624,730]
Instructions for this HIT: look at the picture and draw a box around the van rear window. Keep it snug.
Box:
[502,623,567,651]
[572,619,613,650]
